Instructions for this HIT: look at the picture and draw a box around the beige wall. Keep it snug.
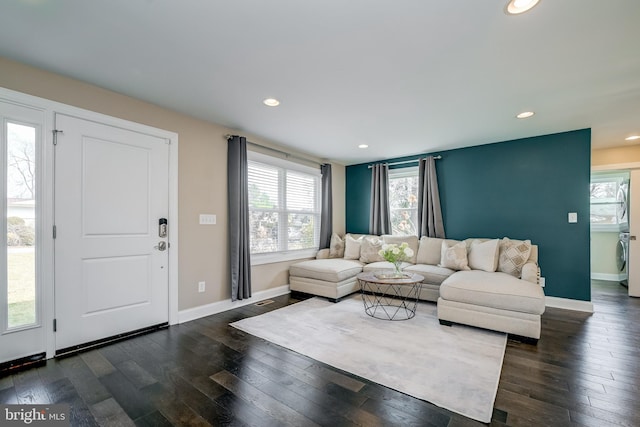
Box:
[0,56,346,311]
[592,146,640,167]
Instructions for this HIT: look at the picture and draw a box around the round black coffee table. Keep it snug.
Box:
[357,271,424,320]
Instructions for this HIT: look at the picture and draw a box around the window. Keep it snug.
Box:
[5,122,38,329]
[247,151,321,259]
[590,171,629,230]
[388,166,419,235]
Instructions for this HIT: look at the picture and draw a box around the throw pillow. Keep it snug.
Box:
[498,237,532,277]
[382,235,419,264]
[438,240,470,271]
[329,233,345,258]
[344,234,364,260]
[359,236,385,263]
[416,236,444,265]
[468,239,500,272]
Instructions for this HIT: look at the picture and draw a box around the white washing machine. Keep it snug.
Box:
[617,180,629,231]
[618,232,629,287]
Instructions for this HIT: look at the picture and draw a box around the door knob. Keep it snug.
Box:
[154,241,167,251]
[631,236,637,241]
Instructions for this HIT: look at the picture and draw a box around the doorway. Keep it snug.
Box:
[0,87,179,365]
[590,168,640,298]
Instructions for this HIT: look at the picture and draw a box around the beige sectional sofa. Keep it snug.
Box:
[289,234,546,341]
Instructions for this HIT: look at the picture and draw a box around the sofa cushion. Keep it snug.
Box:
[344,234,364,260]
[440,270,545,315]
[468,239,500,272]
[498,238,532,277]
[289,259,364,282]
[403,264,455,285]
[329,233,345,258]
[382,235,419,263]
[360,236,385,263]
[438,241,470,271]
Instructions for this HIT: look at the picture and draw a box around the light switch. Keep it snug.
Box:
[568,212,578,223]
[199,214,216,225]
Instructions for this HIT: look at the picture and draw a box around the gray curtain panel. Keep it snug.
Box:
[369,163,391,235]
[227,135,252,301]
[418,156,445,238]
[319,163,333,249]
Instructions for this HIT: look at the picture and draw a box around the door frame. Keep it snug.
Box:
[0,86,179,360]
[592,163,640,297]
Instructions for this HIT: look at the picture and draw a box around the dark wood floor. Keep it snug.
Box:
[1,281,638,426]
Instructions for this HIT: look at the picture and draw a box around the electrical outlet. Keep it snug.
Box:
[540,277,546,287]
[198,281,205,292]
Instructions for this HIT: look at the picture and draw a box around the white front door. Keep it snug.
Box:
[0,101,45,364]
[54,113,170,352]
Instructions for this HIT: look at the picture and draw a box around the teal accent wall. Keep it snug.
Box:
[345,129,592,301]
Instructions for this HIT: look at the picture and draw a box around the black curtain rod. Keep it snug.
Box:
[225,134,324,167]
[367,155,442,169]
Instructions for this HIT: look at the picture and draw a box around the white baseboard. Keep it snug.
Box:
[590,273,625,282]
[178,284,596,319]
[178,285,291,324]
[545,296,594,313]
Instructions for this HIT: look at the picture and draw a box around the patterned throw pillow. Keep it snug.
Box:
[329,233,345,258]
[359,236,385,263]
[438,241,470,271]
[498,237,532,277]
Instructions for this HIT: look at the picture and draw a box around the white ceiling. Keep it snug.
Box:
[1,0,639,165]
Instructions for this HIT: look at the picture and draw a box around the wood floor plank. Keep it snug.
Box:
[80,350,117,378]
[98,370,156,420]
[90,397,135,427]
[0,386,18,404]
[213,391,286,427]
[133,410,174,427]
[211,369,320,427]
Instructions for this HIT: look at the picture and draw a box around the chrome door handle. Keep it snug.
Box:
[154,241,167,251]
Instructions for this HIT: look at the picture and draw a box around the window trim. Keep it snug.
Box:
[247,150,321,262]
[388,166,419,236]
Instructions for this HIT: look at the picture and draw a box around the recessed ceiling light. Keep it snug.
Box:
[263,98,280,107]
[516,111,535,119]
[358,144,369,149]
[506,0,540,15]
[626,135,640,141]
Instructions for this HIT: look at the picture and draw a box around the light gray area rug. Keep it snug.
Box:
[230,295,507,423]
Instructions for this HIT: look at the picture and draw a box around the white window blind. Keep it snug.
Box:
[247,151,321,256]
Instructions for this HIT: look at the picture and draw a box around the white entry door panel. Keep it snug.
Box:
[54,114,169,351]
